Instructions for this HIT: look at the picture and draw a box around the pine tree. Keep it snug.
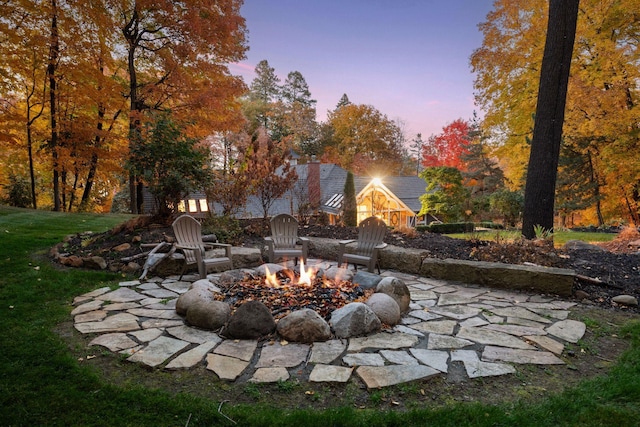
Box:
[343,171,357,226]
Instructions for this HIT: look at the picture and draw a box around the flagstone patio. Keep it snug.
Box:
[71,258,586,389]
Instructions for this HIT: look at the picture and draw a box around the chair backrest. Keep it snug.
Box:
[356,216,387,255]
[270,214,299,249]
[172,214,203,264]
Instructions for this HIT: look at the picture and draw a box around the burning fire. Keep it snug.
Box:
[263,259,318,288]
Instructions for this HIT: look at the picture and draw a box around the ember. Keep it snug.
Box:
[215,262,372,320]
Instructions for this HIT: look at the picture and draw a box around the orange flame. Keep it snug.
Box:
[298,259,313,286]
[264,265,280,288]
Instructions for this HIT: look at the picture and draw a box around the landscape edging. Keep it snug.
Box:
[307,237,575,296]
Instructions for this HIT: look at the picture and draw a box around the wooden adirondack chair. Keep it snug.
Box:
[265,214,309,265]
[338,216,388,274]
[171,214,233,279]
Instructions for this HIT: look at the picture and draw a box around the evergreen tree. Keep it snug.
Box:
[343,171,357,226]
[336,93,351,109]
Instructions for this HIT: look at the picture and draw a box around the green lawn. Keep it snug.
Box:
[1,205,639,426]
[447,229,617,247]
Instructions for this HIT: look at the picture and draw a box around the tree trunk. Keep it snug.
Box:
[124,7,140,214]
[27,122,37,209]
[522,0,579,239]
[48,0,61,211]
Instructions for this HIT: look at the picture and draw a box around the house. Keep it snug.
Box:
[146,161,438,227]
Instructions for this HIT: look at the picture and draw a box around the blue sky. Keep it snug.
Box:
[230,0,495,140]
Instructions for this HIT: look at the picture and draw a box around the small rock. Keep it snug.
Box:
[60,255,84,268]
[112,243,131,252]
[574,290,590,301]
[121,262,141,274]
[612,295,638,307]
[82,256,107,270]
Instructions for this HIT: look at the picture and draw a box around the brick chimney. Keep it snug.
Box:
[307,157,321,211]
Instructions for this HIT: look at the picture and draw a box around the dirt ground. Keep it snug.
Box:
[56,217,640,410]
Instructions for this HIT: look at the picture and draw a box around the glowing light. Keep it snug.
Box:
[371,177,382,186]
[264,265,280,287]
[297,259,313,286]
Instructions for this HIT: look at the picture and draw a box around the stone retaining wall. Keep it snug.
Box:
[307,237,575,296]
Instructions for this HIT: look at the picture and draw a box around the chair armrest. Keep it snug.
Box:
[208,242,231,248]
[207,242,232,258]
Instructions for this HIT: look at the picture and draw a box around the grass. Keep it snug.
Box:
[447,229,617,247]
[1,204,639,426]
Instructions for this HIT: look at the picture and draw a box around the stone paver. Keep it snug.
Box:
[309,364,353,382]
[482,345,565,365]
[71,259,591,388]
[255,342,310,368]
[356,364,439,388]
[546,319,586,343]
[165,341,218,369]
[206,354,249,380]
[127,336,189,367]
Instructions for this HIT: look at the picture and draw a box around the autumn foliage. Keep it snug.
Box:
[421,119,471,170]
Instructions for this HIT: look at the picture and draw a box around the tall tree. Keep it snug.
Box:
[335,93,351,110]
[472,0,640,226]
[410,133,424,175]
[418,166,469,222]
[343,171,357,226]
[246,127,297,220]
[0,2,50,209]
[128,113,212,218]
[522,0,579,239]
[279,70,318,153]
[48,0,61,210]
[323,103,403,175]
[421,119,471,170]
[117,0,247,213]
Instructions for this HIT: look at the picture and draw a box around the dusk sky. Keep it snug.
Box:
[229,0,496,142]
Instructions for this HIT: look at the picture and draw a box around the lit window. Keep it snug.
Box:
[188,199,198,212]
[178,201,186,212]
[199,199,208,212]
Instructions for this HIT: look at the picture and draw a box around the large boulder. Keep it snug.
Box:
[176,288,216,316]
[323,266,354,283]
[277,309,331,343]
[185,300,230,330]
[224,300,276,339]
[375,277,411,313]
[352,271,382,290]
[329,302,381,338]
[365,292,401,326]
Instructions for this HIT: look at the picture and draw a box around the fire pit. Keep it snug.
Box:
[176,259,409,343]
[214,260,373,320]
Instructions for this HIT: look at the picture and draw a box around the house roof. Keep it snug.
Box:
[214,163,427,219]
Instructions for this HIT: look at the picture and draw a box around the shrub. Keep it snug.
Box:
[3,174,32,208]
[417,222,474,234]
